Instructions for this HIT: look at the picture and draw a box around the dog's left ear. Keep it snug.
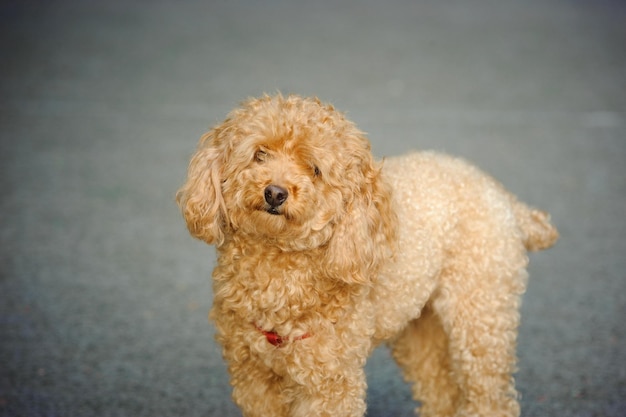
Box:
[176,129,228,246]
[324,151,397,285]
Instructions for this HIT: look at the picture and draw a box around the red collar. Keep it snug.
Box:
[256,325,311,347]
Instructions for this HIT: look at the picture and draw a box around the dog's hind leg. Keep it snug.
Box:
[390,305,460,417]
[432,263,527,417]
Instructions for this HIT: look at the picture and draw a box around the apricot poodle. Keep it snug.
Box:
[176,94,558,417]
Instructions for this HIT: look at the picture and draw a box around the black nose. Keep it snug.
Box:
[264,184,288,207]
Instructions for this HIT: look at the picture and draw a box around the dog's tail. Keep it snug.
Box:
[512,199,559,252]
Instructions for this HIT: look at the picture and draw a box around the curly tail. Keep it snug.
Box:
[512,199,559,252]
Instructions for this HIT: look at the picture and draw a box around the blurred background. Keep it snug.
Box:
[1,1,624,416]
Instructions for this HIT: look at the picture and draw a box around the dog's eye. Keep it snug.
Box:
[254,150,267,162]
[314,166,321,177]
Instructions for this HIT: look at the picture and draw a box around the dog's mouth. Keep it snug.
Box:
[266,207,282,215]
[257,202,285,216]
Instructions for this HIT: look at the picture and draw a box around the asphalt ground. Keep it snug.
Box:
[1,1,625,416]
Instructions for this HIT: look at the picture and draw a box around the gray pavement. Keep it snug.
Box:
[1,1,624,416]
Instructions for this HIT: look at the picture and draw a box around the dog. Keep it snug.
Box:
[176,94,558,417]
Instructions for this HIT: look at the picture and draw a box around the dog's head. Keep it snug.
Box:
[177,94,396,283]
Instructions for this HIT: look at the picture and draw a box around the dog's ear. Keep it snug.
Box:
[176,129,227,246]
[324,151,397,285]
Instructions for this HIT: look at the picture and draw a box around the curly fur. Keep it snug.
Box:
[177,94,558,417]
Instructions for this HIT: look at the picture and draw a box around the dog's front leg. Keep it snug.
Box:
[216,324,291,417]
[284,333,371,417]
[226,334,368,417]
[288,370,367,417]
[287,370,369,417]
[229,360,290,417]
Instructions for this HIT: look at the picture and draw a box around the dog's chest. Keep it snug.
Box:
[213,247,349,325]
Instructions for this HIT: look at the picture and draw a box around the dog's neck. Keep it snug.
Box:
[213,237,366,335]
